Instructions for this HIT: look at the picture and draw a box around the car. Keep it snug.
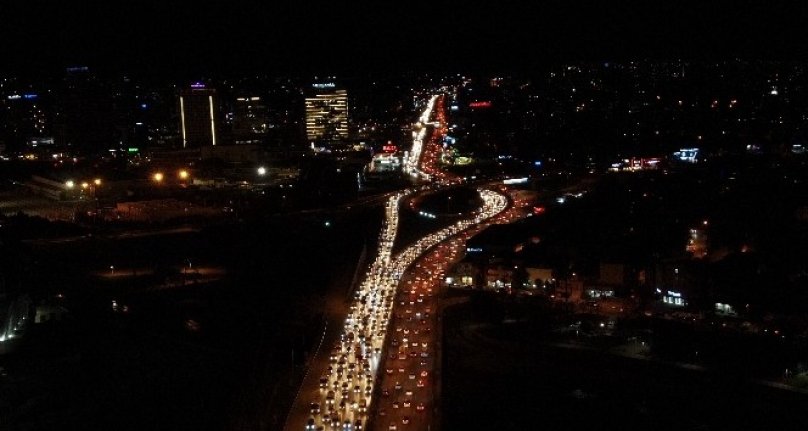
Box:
[402,417,410,425]
[405,390,413,397]
[417,379,425,388]
[310,402,321,414]
[408,373,416,380]
[388,423,397,430]
[420,370,428,377]
[394,382,402,390]
[379,409,387,416]
[306,418,316,430]
[382,389,390,397]
[319,378,329,388]
[392,401,400,409]
[403,400,411,408]
[416,403,425,411]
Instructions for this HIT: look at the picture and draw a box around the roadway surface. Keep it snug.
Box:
[285,92,531,431]
[370,189,530,431]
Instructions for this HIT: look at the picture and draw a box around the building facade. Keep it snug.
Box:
[179,84,218,148]
[305,83,348,143]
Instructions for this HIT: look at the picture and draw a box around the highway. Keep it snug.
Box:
[285,93,526,431]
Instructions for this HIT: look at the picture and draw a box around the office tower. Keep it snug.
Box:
[179,83,218,148]
[305,82,348,143]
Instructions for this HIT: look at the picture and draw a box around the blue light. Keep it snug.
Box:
[534,160,542,167]
[23,94,38,100]
[141,103,148,109]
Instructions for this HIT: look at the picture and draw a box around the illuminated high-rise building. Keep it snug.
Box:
[305,82,348,143]
[179,83,218,148]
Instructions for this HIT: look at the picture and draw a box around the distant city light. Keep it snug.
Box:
[503,177,528,185]
[93,178,102,186]
[257,166,267,176]
[191,82,206,89]
[312,82,336,89]
[673,147,700,163]
[65,180,75,189]
[469,101,492,108]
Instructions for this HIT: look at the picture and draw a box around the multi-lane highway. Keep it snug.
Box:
[286,93,527,431]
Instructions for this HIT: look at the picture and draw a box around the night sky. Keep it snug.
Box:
[1,1,808,76]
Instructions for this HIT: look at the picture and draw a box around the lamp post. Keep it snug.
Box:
[91,179,101,224]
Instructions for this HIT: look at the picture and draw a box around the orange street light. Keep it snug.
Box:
[93,178,102,186]
[153,172,164,183]
[81,181,89,189]
[178,169,189,180]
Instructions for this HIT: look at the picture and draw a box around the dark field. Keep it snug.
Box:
[443,299,808,431]
[0,207,381,431]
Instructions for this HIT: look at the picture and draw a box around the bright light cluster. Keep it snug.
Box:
[304,188,507,431]
[403,95,438,181]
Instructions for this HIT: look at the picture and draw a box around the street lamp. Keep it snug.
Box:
[153,172,164,183]
[257,166,267,176]
[81,181,89,190]
[93,178,102,186]
[178,170,189,180]
[65,180,75,189]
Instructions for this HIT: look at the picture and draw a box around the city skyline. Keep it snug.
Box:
[2,3,808,431]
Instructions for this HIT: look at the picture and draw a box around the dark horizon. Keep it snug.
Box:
[2,1,808,77]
